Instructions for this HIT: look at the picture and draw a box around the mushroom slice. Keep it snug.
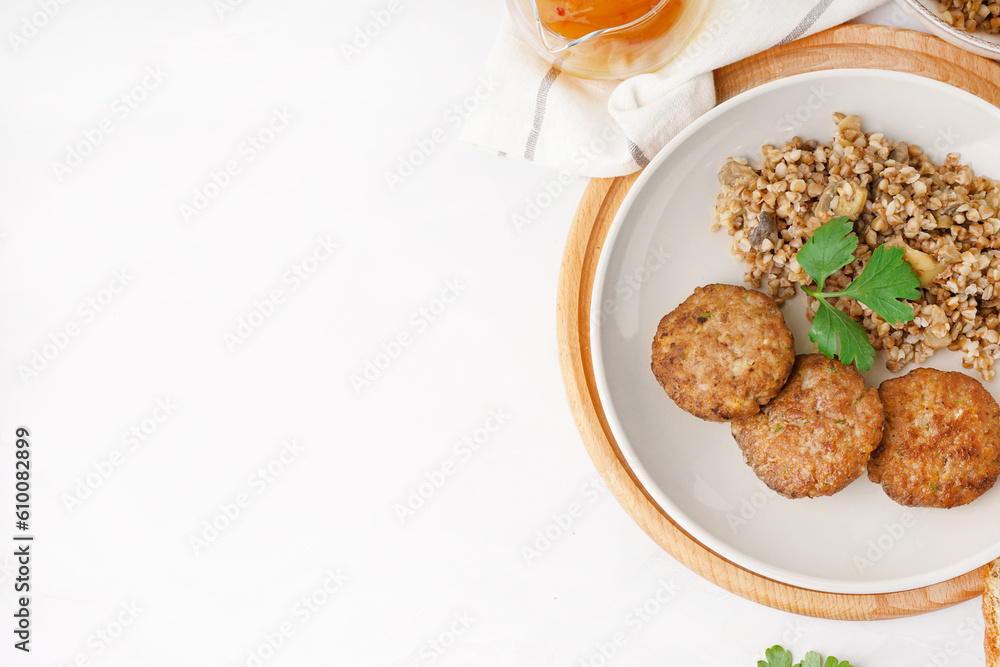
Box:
[748,211,779,250]
[817,179,868,220]
[923,304,952,349]
[936,243,962,266]
[718,159,758,188]
[888,142,909,164]
[885,236,946,287]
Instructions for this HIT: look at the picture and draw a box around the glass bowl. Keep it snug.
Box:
[506,0,708,80]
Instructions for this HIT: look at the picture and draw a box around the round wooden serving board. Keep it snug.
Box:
[557,24,1000,619]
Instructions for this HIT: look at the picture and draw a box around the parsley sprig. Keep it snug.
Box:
[797,216,920,371]
[758,644,854,667]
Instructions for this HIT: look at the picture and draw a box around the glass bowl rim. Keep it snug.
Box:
[527,0,673,50]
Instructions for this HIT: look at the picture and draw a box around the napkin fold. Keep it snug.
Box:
[462,0,889,177]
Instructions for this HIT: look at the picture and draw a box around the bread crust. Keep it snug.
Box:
[987,558,1000,667]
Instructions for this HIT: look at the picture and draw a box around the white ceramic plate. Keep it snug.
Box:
[896,0,1000,60]
[591,69,1000,594]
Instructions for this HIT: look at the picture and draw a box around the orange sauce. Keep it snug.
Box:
[536,0,683,41]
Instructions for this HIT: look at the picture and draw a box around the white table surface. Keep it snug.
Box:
[0,1,991,666]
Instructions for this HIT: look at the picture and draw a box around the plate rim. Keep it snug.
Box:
[589,67,1000,594]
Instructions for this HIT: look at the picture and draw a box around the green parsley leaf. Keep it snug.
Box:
[798,216,920,370]
[759,645,854,667]
[761,645,792,667]
[820,244,920,323]
[796,217,857,291]
[794,652,822,667]
[809,299,875,371]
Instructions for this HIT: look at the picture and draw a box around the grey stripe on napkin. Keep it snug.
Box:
[524,66,561,161]
[777,0,834,45]
[627,138,650,169]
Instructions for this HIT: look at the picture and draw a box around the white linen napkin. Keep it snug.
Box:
[462,0,889,177]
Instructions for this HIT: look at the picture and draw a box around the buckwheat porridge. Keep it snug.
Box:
[713,113,1000,380]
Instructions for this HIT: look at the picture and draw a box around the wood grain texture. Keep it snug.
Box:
[556,24,997,619]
